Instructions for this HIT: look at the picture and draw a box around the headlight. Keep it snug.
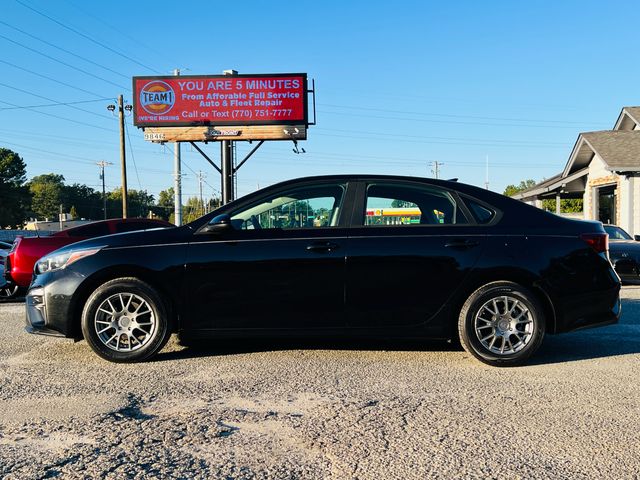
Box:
[36,248,102,274]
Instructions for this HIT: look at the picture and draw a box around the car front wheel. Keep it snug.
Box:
[81,278,172,363]
[458,281,545,367]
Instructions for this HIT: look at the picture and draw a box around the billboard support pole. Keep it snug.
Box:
[173,69,182,226]
[220,69,238,205]
[221,140,234,204]
[118,94,128,218]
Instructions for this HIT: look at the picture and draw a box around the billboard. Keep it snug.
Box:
[133,73,307,128]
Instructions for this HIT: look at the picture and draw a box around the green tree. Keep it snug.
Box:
[29,173,65,220]
[0,148,30,227]
[107,189,155,218]
[183,196,205,223]
[63,183,103,220]
[503,179,537,197]
[155,187,175,220]
[542,198,583,213]
[69,205,78,220]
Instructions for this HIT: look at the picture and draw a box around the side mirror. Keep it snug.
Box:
[203,214,232,234]
[634,235,640,242]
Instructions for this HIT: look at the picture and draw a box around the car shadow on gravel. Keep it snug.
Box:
[156,298,640,366]
[529,297,640,366]
[156,337,461,362]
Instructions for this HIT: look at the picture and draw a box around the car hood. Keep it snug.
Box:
[45,226,188,256]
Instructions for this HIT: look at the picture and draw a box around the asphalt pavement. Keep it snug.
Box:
[0,288,639,479]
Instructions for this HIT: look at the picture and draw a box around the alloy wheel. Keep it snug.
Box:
[94,292,156,352]
[474,295,534,355]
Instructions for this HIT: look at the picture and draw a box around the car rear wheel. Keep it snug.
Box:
[458,281,545,367]
[81,278,172,363]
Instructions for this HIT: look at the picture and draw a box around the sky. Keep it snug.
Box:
[1,0,638,207]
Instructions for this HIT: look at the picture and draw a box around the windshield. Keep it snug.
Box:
[604,225,632,240]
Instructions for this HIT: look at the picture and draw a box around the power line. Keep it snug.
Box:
[0,100,114,132]
[0,139,100,164]
[317,109,605,130]
[62,0,167,61]
[0,33,130,91]
[14,0,160,73]
[0,98,112,111]
[124,120,142,190]
[317,103,603,126]
[314,127,566,146]
[0,59,107,98]
[0,81,114,121]
[313,132,566,149]
[0,19,130,80]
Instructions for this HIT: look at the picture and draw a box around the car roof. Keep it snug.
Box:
[55,217,172,236]
[261,174,518,208]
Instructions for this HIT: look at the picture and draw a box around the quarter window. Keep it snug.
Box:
[230,184,346,230]
[464,197,496,224]
[364,183,466,226]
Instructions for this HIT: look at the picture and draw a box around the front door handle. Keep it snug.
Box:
[306,241,339,253]
[444,239,480,249]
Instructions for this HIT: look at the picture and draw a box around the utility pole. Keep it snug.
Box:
[430,161,444,179]
[173,68,182,225]
[485,154,490,190]
[96,161,113,220]
[107,97,130,218]
[118,95,128,218]
[197,170,205,216]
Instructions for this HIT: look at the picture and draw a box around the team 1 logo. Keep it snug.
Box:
[139,80,175,115]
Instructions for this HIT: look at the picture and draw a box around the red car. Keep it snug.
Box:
[4,218,172,289]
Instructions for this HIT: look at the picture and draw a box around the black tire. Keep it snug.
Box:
[81,277,172,363]
[458,281,545,367]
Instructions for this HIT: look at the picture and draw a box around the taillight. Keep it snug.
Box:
[580,233,608,253]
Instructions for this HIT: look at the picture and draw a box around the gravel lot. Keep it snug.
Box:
[0,288,639,479]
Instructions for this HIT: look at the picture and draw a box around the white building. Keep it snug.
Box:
[513,107,640,236]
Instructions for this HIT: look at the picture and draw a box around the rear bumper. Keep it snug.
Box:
[553,284,621,334]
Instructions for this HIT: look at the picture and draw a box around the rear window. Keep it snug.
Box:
[67,222,110,237]
[464,197,496,224]
[115,222,161,233]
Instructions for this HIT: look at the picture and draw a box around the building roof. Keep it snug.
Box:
[615,106,640,130]
[511,167,588,200]
[563,130,640,176]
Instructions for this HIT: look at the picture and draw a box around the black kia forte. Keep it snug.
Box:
[25,175,621,366]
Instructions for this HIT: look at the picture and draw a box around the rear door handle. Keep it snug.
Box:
[306,241,339,253]
[444,239,480,249]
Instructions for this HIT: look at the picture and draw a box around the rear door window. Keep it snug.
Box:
[364,183,467,226]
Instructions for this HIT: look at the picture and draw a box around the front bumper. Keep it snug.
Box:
[25,268,85,339]
[25,287,65,337]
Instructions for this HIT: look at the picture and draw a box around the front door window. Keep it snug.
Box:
[230,184,346,230]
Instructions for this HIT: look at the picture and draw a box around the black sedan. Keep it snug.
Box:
[25,175,620,366]
[604,225,640,284]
